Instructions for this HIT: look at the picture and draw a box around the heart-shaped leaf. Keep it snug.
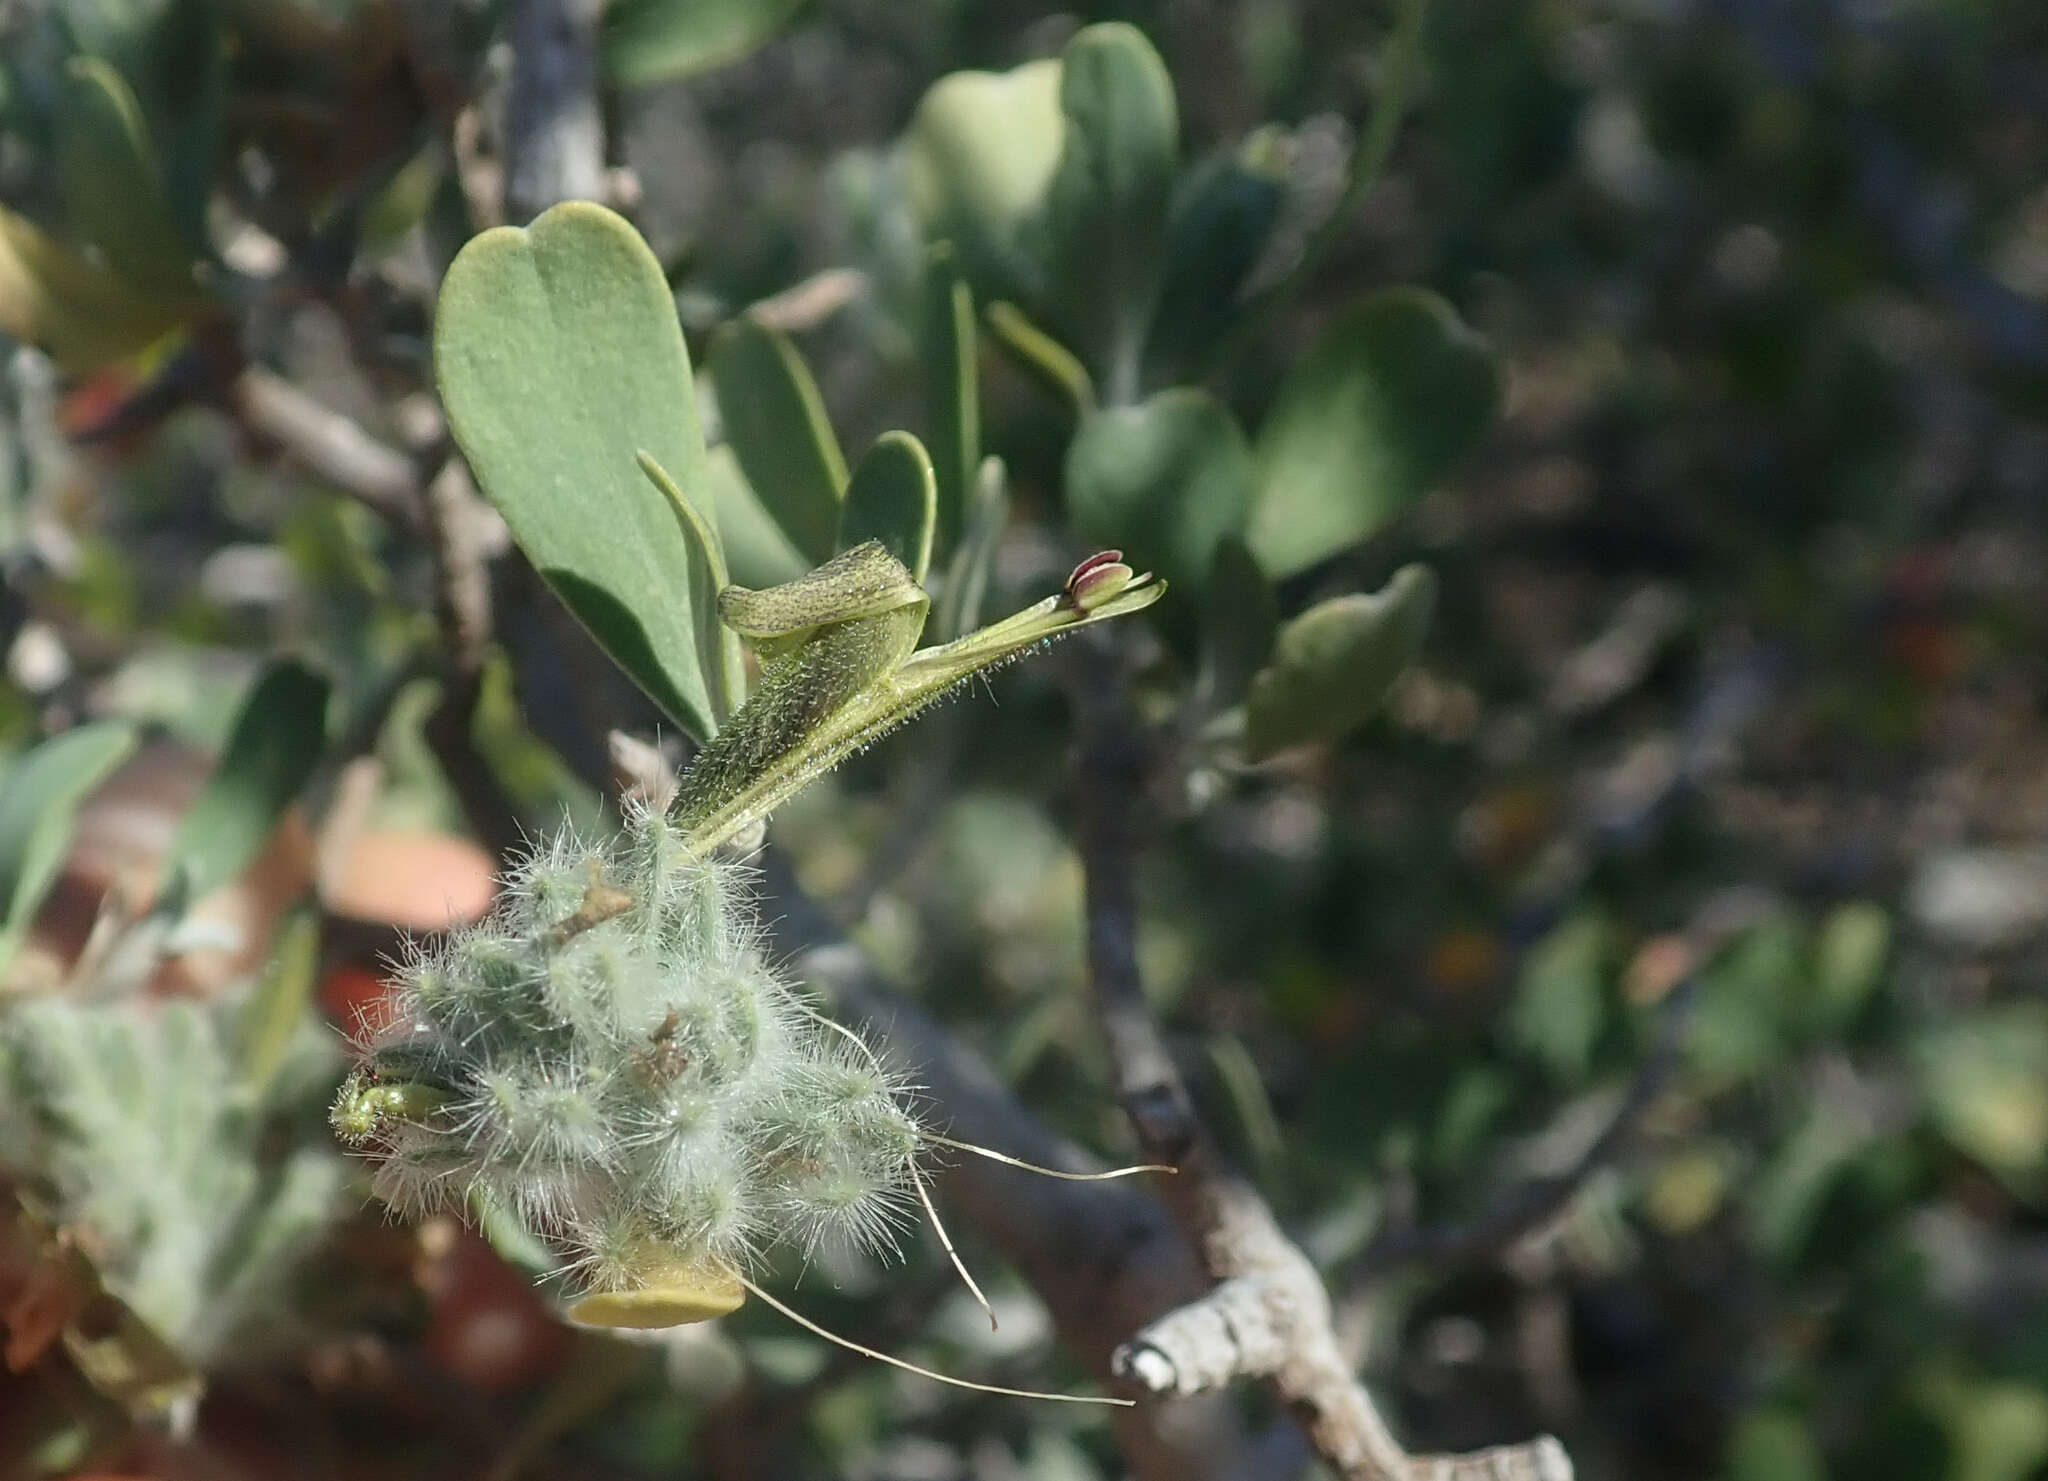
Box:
[0,722,137,975]
[904,58,1064,305]
[1248,289,1502,577]
[1243,563,1436,759]
[710,318,847,566]
[1044,23,1178,401]
[919,243,978,553]
[839,432,937,583]
[434,200,724,743]
[601,0,809,89]
[1065,387,1250,596]
[161,658,331,915]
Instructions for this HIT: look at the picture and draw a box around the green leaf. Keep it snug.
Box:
[1045,22,1178,401]
[601,0,809,90]
[985,300,1094,415]
[161,658,330,914]
[904,58,1065,305]
[1142,138,1287,380]
[0,722,136,975]
[1243,563,1435,760]
[919,243,978,553]
[1064,387,1250,595]
[638,452,744,726]
[1248,288,1503,577]
[236,906,318,1100]
[1916,1004,2048,1192]
[57,56,193,288]
[0,205,194,370]
[702,444,810,591]
[838,432,937,584]
[709,318,848,566]
[434,200,723,743]
[1508,912,1611,1085]
[934,455,1009,642]
[1204,536,1277,708]
[1727,1410,1828,1481]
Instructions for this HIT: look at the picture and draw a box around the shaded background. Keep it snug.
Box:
[3,2,2048,1479]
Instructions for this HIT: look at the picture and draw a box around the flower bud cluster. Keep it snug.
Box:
[334,806,920,1298]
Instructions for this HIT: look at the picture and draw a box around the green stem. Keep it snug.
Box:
[1199,0,1429,379]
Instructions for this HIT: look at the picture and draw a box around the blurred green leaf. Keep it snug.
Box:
[1726,1409,1828,1481]
[919,243,978,553]
[601,0,809,89]
[985,299,1094,414]
[703,444,809,591]
[236,906,317,1099]
[57,56,192,287]
[1688,914,1805,1090]
[904,59,1064,304]
[1916,1005,2048,1194]
[0,722,136,976]
[838,432,937,584]
[1044,23,1178,401]
[162,658,330,913]
[1206,1034,1284,1183]
[1812,899,1890,1030]
[710,319,848,566]
[434,200,724,743]
[934,455,1009,642]
[1243,564,1435,760]
[1248,288,1503,577]
[1144,139,1287,381]
[1509,911,1610,1084]
[1065,387,1250,597]
[0,206,192,370]
[1204,536,1277,708]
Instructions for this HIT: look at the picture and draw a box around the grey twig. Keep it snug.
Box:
[503,0,605,224]
[760,853,1261,1481]
[422,458,524,867]
[230,367,421,529]
[1066,631,1572,1481]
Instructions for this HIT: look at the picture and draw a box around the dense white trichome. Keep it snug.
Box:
[332,805,920,1301]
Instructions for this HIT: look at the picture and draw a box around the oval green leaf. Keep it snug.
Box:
[1248,289,1502,577]
[839,431,937,584]
[709,318,847,566]
[1045,23,1178,401]
[602,0,809,90]
[1243,563,1436,760]
[1065,387,1250,597]
[0,722,137,975]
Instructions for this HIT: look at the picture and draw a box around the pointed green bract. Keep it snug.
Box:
[1243,564,1436,759]
[934,456,1010,642]
[639,451,745,725]
[919,244,979,552]
[703,444,810,590]
[710,319,849,566]
[839,432,937,583]
[1248,289,1502,577]
[434,200,724,743]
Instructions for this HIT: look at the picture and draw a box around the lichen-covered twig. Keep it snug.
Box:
[1067,630,1573,1481]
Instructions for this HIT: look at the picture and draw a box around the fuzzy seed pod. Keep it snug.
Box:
[331,806,922,1313]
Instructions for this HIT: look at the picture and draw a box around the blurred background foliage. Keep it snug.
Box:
[1,1,2047,1480]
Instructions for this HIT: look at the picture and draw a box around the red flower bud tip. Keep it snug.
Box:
[1064,551,1136,612]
